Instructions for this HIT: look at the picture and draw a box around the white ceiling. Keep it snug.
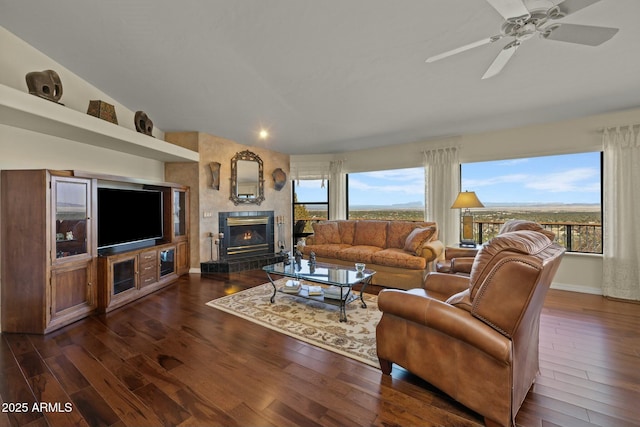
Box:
[2,0,639,155]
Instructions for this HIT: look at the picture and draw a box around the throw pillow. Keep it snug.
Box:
[403,226,435,255]
[312,222,341,244]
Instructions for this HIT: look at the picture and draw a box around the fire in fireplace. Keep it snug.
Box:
[219,211,275,259]
[227,216,268,257]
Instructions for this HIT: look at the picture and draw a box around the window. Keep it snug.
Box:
[292,180,329,245]
[461,152,602,253]
[347,167,424,221]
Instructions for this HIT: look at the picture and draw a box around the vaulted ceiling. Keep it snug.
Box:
[2,0,639,154]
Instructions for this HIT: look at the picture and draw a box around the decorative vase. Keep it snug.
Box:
[87,100,118,124]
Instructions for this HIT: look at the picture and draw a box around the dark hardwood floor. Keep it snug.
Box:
[1,271,639,427]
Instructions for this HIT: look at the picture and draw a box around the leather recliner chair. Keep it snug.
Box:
[436,219,556,275]
[376,230,565,427]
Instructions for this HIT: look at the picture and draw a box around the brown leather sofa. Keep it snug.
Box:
[376,230,565,427]
[436,219,556,275]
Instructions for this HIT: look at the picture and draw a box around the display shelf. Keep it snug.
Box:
[0,83,199,163]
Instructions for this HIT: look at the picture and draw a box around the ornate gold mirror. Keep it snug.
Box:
[230,150,264,205]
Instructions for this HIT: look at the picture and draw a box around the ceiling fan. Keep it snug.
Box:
[426,0,619,79]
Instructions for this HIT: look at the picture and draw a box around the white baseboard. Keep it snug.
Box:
[189,268,202,274]
[550,281,603,295]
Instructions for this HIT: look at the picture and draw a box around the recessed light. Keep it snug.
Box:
[259,129,269,140]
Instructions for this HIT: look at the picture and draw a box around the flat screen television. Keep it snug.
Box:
[97,187,163,249]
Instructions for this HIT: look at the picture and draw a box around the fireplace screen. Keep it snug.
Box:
[226,216,269,257]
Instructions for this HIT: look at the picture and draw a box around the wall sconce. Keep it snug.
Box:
[272,168,287,191]
[209,162,221,190]
[451,191,484,247]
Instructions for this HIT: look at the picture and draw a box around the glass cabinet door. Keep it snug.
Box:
[173,189,187,238]
[112,258,136,295]
[159,248,175,277]
[160,248,176,277]
[53,178,90,259]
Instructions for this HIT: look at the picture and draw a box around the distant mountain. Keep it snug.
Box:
[481,202,600,208]
[349,201,599,210]
[351,201,423,210]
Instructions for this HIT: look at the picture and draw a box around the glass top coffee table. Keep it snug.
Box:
[262,261,376,322]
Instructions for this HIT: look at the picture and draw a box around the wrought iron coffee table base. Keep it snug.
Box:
[264,266,374,322]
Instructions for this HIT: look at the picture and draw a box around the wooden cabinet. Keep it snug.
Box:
[139,249,159,288]
[176,240,189,275]
[98,252,137,312]
[1,170,97,334]
[159,246,176,278]
[98,244,177,313]
[2,169,189,332]
[172,188,190,275]
[172,188,188,240]
[49,260,95,331]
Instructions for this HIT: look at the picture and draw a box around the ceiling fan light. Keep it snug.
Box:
[540,23,560,39]
[547,6,565,19]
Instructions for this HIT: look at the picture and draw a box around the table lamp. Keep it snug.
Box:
[451,191,484,247]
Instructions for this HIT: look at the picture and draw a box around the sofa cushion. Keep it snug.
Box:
[387,221,421,249]
[311,222,341,244]
[302,244,351,259]
[403,226,436,255]
[336,246,382,264]
[372,248,427,270]
[336,220,356,245]
[353,221,388,247]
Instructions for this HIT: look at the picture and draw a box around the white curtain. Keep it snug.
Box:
[602,125,640,301]
[329,160,346,220]
[289,160,330,182]
[423,147,459,245]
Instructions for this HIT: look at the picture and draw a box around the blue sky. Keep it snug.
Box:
[462,152,601,205]
[294,152,601,206]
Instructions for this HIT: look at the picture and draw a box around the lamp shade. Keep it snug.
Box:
[451,191,484,209]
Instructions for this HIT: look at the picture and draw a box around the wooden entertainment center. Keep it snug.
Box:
[0,169,189,334]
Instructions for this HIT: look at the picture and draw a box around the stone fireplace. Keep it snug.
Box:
[200,210,284,274]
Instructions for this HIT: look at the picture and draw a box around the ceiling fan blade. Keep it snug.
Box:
[482,41,519,79]
[426,35,502,63]
[542,23,619,46]
[548,0,601,19]
[485,0,530,21]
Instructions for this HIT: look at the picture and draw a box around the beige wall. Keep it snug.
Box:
[0,125,166,178]
[166,132,291,269]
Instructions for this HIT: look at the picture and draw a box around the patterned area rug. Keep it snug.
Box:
[206,279,381,368]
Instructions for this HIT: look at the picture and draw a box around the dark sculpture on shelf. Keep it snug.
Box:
[134,110,154,136]
[25,69,63,104]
